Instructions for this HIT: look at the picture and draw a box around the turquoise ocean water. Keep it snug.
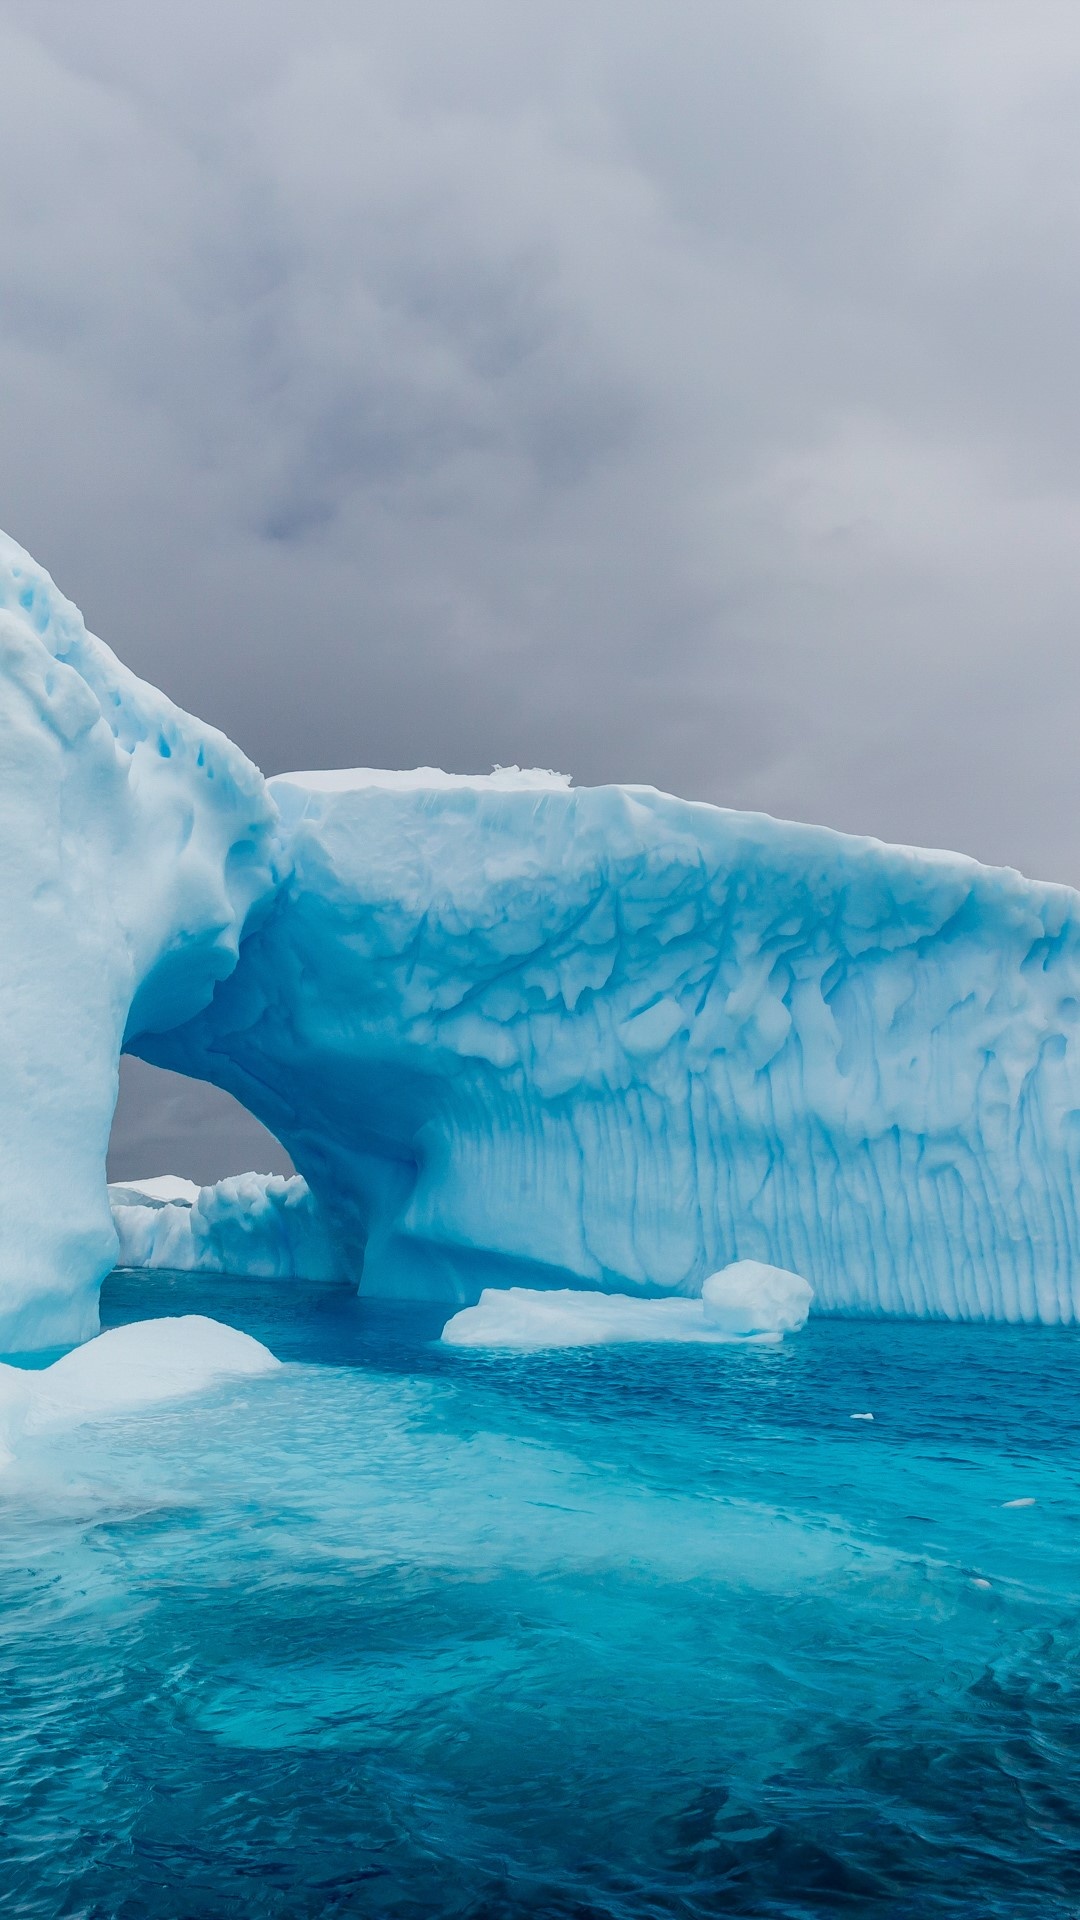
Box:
[2,1271,1079,1917]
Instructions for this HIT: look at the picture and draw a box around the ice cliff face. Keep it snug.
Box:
[7,528,1080,1345]
[0,533,278,1348]
[139,770,1080,1325]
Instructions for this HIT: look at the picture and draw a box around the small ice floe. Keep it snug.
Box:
[0,1316,279,1464]
[1001,1497,1036,1508]
[441,1260,813,1351]
[850,1412,874,1421]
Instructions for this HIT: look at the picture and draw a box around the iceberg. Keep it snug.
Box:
[0,532,278,1350]
[7,526,1080,1344]
[441,1261,813,1349]
[110,1173,344,1281]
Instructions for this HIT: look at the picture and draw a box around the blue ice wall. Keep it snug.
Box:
[139,769,1080,1323]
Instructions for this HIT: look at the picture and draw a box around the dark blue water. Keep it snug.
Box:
[2,1272,1080,1918]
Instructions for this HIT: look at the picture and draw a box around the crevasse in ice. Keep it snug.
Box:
[6,527,1080,1346]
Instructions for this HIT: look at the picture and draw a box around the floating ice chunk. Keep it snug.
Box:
[701,1261,813,1336]
[0,1316,279,1463]
[441,1275,812,1351]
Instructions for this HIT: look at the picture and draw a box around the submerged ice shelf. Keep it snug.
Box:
[6,525,1080,1345]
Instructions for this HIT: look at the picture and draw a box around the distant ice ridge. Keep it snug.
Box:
[442,1261,813,1349]
[0,1316,279,1464]
[0,531,278,1350]
[109,1174,344,1281]
[143,768,1080,1327]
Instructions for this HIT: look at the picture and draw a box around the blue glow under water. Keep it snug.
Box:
[3,1276,1080,1918]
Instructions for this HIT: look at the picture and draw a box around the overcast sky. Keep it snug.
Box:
[6,2,1080,1173]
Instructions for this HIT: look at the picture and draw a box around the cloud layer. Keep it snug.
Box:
[6,3,1080,1168]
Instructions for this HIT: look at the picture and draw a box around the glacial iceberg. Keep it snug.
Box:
[7,527,1080,1347]
[441,1261,813,1349]
[110,1174,343,1281]
[0,532,278,1350]
[142,768,1080,1326]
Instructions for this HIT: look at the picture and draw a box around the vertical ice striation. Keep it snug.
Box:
[139,769,1080,1323]
[0,533,278,1349]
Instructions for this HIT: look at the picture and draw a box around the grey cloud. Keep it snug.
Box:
[5,1,1080,1170]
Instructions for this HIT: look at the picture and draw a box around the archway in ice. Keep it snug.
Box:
[108,1057,294,1188]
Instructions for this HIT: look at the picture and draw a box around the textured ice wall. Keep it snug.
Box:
[110,1174,343,1281]
[0,533,278,1349]
[140,772,1080,1323]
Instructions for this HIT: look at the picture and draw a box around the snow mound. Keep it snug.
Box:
[441,1264,812,1350]
[0,1316,279,1462]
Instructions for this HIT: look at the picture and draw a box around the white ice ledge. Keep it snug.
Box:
[441,1262,813,1350]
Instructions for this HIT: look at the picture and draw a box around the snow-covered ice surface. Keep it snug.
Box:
[441,1260,813,1348]
[1,1275,1078,1919]
[0,532,277,1350]
[110,1174,343,1281]
[108,1176,202,1208]
[274,764,572,795]
[143,768,1080,1325]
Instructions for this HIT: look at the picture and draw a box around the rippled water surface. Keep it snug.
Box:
[2,1273,1080,1918]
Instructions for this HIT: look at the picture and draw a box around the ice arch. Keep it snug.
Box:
[7,527,1080,1347]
